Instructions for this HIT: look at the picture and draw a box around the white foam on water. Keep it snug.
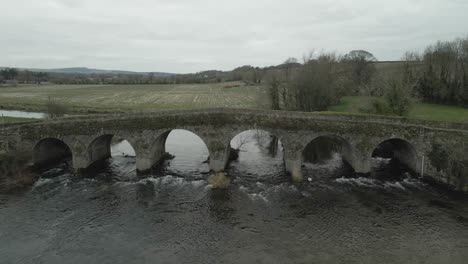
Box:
[191,180,207,188]
[335,177,380,188]
[240,182,299,203]
[239,185,249,192]
[62,178,72,187]
[336,176,422,192]
[383,181,406,190]
[32,178,53,189]
[255,182,266,189]
[287,184,299,192]
[370,157,392,170]
[139,175,181,185]
[402,178,423,188]
[303,153,344,170]
[268,183,299,194]
[161,175,184,185]
[83,178,98,183]
[138,175,207,189]
[248,192,269,203]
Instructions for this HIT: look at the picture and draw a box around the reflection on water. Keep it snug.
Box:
[302,153,353,182]
[0,110,46,119]
[229,130,287,185]
[163,130,210,179]
[1,130,468,263]
[111,140,136,157]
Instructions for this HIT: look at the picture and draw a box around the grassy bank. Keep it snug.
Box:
[329,96,468,123]
[0,116,38,123]
[0,82,269,113]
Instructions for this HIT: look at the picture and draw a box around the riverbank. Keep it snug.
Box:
[0,116,38,123]
[0,153,36,193]
[330,96,468,123]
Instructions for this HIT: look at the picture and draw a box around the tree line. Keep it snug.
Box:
[0,67,262,85]
[0,68,49,84]
[265,36,468,115]
[415,38,468,106]
[265,50,380,111]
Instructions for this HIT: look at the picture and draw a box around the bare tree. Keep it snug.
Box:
[343,50,378,95]
[46,97,69,118]
[385,78,414,116]
[265,70,281,110]
[289,51,342,111]
[416,37,468,106]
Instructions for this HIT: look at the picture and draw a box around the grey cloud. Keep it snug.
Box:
[1,0,467,73]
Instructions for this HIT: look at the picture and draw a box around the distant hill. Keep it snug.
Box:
[0,66,174,77]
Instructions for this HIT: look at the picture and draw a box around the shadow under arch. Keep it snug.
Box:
[301,135,355,179]
[371,138,419,174]
[147,129,210,177]
[86,134,136,171]
[227,129,286,183]
[33,138,72,169]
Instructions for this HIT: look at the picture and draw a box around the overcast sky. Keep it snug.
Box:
[1,0,467,73]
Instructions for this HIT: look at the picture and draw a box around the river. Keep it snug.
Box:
[0,110,46,119]
[1,130,467,264]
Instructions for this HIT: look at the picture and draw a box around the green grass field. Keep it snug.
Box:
[329,96,468,123]
[0,82,269,113]
[1,83,467,124]
[0,116,38,123]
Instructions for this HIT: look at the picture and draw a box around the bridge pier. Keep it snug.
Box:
[136,157,153,173]
[285,158,303,182]
[87,135,113,167]
[207,144,231,189]
[352,157,371,174]
[133,132,170,174]
[135,146,160,173]
[72,151,89,173]
[284,150,303,183]
[68,136,114,173]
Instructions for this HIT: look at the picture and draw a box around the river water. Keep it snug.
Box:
[1,130,468,264]
[0,110,46,119]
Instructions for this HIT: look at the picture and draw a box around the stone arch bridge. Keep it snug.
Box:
[1,108,467,191]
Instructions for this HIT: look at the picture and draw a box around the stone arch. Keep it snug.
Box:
[371,138,419,173]
[145,129,210,172]
[32,138,72,168]
[87,134,136,168]
[227,129,286,180]
[228,128,284,161]
[302,135,355,170]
